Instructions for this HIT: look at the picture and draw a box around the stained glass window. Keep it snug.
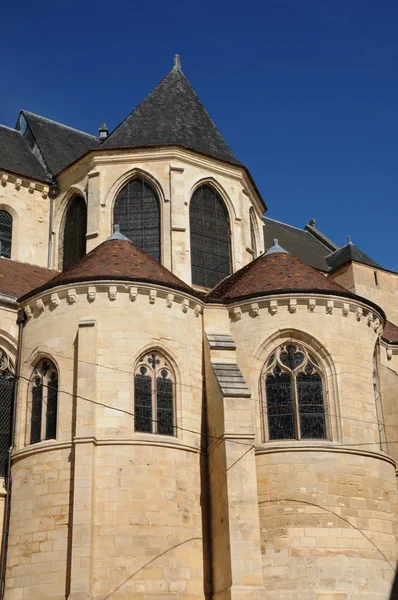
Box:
[30,359,58,444]
[113,178,160,261]
[0,211,12,259]
[262,343,327,440]
[134,352,175,436]
[190,185,231,289]
[0,349,15,476]
[63,195,87,269]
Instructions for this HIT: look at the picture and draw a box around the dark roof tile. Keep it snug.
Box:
[326,242,381,270]
[0,125,50,183]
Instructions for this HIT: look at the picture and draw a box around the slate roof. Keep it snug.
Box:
[20,111,100,177]
[383,320,398,345]
[326,242,381,271]
[0,258,56,299]
[208,248,347,302]
[103,60,240,165]
[20,236,196,300]
[0,125,50,183]
[263,217,337,271]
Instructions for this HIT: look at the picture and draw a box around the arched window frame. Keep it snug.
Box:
[0,210,13,259]
[29,358,58,445]
[134,350,176,436]
[112,176,161,262]
[261,341,329,442]
[249,207,258,259]
[189,183,232,289]
[59,193,87,270]
[0,348,14,475]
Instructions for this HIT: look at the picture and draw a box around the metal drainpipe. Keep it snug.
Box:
[47,188,55,269]
[0,308,26,600]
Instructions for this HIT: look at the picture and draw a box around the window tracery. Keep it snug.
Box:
[134,351,175,436]
[262,343,327,441]
[0,210,12,259]
[190,184,231,289]
[113,178,160,261]
[30,359,58,445]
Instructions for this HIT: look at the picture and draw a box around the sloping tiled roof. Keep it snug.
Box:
[326,242,381,270]
[20,237,196,299]
[0,258,56,299]
[0,125,50,183]
[263,218,336,271]
[21,111,100,176]
[208,249,347,302]
[383,320,398,344]
[103,61,240,165]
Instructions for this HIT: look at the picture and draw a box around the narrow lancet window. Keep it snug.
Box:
[113,178,160,261]
[0,211,13,259]
[134,351,175,436]
[0,350,15,476]
[63,195,87,269]
[190,185,231,289]
[262,343,327,440]
[30,359,58,444]
[249,207,258,259]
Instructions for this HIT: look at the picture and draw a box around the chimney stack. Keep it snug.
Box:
[99,123,108,140]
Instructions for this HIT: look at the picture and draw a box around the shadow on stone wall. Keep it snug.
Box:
[390,566,398,600]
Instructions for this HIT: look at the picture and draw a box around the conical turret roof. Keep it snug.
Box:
[103,56,240,165]
[208,246,347,302]
[19,236,196,300]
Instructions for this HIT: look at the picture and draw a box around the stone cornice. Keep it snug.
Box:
[0,169,50,197]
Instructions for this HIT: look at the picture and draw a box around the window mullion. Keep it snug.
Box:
[292,374,301,440]
[41,376,47,442]
[153,369,157,434]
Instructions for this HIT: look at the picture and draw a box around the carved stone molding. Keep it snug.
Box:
[87,287,96,302]
[50,293,60,308]
[181,298,189,313]
[166,293,174,308]
[129,287,137,302]
[326,300,334,315]
[149,290,157,304]
[108,285,117,301]
[288,299,297,314]
[250,302,259,317]
[68,289,77,304]
[269,300,278,315]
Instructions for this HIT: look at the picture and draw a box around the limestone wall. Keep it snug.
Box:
[6,281,207,600]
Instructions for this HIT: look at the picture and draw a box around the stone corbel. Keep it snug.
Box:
[50,293,60,308]
[25,305,33,319]
[181,298,189,313]
[233,306,242,320]
[15,178,21,190]
[129,287,138,301]
[250,302,259,317]
[308,298,316,312]
[356,307,363,321]
[343,302,349,317]
[326,300,334,315]
[269,300,278,315]
[166,293,174,308]
[387,348,393,361]
[288,299,297,314]
[367,312,374,327]
[29,182,36,194]
[194,304,202,317]
[87,286,96,302]
[108,285,117,301]
[1,174,8,187]
[68,289,77,304]
[41,186,49,199]
[36,299,44,313]
[149,289,157,304]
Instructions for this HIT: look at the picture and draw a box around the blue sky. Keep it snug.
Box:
[1,0,397,270]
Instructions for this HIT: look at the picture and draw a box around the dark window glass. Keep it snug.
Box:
[0,211,12,259]
[0,372,14,476]
[30,379,42,444]
[46,372,58,440]
[296,373,326,439]
[113,178,160,261]
[156,371,174,436]
[190,185,231,288]
[134,367,153,433]
[266,373,295,440]
[63,196,87,269]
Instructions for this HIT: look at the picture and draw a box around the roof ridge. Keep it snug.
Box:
[22,110,98,140]
[263,216,308,233]
[0,124,21,134]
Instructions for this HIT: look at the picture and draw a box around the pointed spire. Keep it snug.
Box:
[264,239,289,256]
[107,224,129,241]
[174,54,182,71]
[347,235,352,244]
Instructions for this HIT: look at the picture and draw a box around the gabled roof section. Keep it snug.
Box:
[326,241,381,271]
[263,217,337,271]
[0,125,50,183]
[0,258,56,299]
[19,236,196,301]
[103,56,240,165]
[19,111,100,177]
[208,248,346,302]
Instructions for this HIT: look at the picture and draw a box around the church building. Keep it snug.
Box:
[0,55,397,600]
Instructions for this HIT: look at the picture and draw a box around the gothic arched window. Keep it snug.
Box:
[262,343,327,441]
[0,350,14,476]
[63,195,87,269]
[0,211,13,259]
[113,178,160,261]
[134,351,175,436]
[249,207,258,259]
[190,185,231,289]
[30,359,58,444]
